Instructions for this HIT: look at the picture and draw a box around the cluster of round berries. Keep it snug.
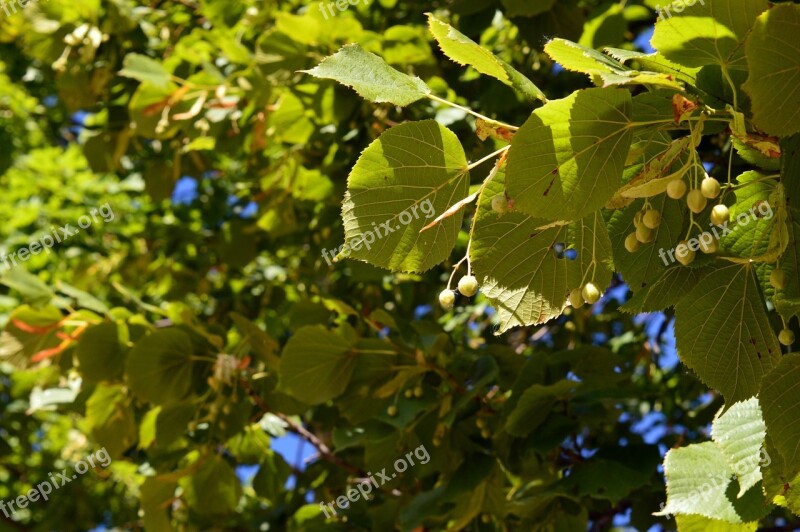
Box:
[674,176,728,266]
[386,384,425,417]
[439,275,479,310]
[568,282,601,308]
[627,175,730,266]
[625,207,662,252]
[404,385,424,399]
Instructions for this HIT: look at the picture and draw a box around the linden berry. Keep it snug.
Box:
[643,209,662,229]
[700,177,721,199]
[582,282,602,305]
[413,386,424,398]
[491,195,508,214]
[676,241,696,266]
[625,233,640,253]
[779,329,795,346]
[387,405,398,417]
[458,275,479,297]
[667,179,687,199]
[480,428,491,439]
[636,224,654,244]
[770,269,787,290]
[633,211,644,228]
[569,287,585,308]
[687,190,707,213]
[710,204,730,226]
[476,417,487,429]
[439,289,455,310]
[698,237,718,254]
[404,389,414,399]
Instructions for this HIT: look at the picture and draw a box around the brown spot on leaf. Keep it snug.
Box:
[672,93,698,124]
[543,175,557,196]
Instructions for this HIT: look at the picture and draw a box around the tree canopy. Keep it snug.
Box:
[0,0,799,530]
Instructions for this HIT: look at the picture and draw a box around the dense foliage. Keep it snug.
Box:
[0,0,798,530]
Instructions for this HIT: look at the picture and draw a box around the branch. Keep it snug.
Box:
[238,377,366,477]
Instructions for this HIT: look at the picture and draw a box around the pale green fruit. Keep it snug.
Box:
[625,233,640,253]
[491,195,508,214]
[676,241,696,265]
[667,179,687,199]
[439,289,455,310]
[687,189,707,213]
[582,282,601,304]
[569,287,585,308]
[458,275,479,297]
[710,204,730,226]
[779,329,795,346]
[636,224,654,243]
[700,177,721,199]
[643,209,662,229]
[698,236,718,254]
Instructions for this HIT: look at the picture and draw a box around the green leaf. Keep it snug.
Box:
[505,87,633,221]
[119,53,172,89]
[562,445,659,502]
[657,442,760,523]
[773,219,800,322]
[83,384,137,458]
[76,322,126,383]
[718,173,786,262]
[674,515,758,532]
[0,268,56,307]
[230,312,280,369]
[427,15,546,102]
[141,477,177,532]
[125,329,195,405]
[651,0,769,70]
[760,354,800,477]
[301,44,430,106]
[227,424,271,464]
[505,380,576,436]
[56,281,109,314]
[742,3,800,136]
[471,171,614,333]
[279,325,357,405]
[710,397,767,497]
[543,39,682,89]
[253,451,293,501]
[155,401,195,448]
[183,455,242,518]
[138,407,158,449]
[674,264,780,404]
[579,3,626,50]
[784,135,800,214]
[340,120,469,273]
[621,266,709,314]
